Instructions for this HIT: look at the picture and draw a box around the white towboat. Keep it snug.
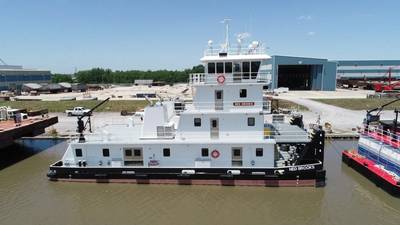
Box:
[48,24,326,187]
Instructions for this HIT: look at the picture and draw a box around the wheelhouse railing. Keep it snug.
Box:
[189,72,271,85]
[178,100,271,112]
[204,47,266,56]
[361,124,400,149]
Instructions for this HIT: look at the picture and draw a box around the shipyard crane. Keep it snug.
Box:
[374,66,400,92]
[365,97,400,125]
[77,97,110,142]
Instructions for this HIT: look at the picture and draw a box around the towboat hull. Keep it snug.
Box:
[48,161,326,187]
[342,150,400,196]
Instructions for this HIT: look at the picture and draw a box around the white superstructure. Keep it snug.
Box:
[58,28,311,171]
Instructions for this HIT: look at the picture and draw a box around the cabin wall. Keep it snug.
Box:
[193,84,264,110]
[65,142,275,168]
[177,113,264,140]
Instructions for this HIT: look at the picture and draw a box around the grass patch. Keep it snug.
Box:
[0,100,149,112]
[313,98,400,110]
[274,99,309,111]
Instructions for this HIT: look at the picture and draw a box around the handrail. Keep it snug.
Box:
[204,47,266,56]
[176,100,271,111]
[361,124,400,149]
[189,72,271,85]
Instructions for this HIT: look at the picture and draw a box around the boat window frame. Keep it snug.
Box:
[201,148,209,157]
[194,117,201,127]
[102,148,110,157]
[248,117,255,126]
[75,148,82,157]
[225,62,233,73]
[240,89,247,98]
[256,148,263,157]
[208,63,215,74]
[133,149,142,157]
[216,62,224,73]
[163,148,170,157]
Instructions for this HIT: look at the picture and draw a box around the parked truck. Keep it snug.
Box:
[65,107,91,116]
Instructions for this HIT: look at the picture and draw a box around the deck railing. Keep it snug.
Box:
[204,47,266,56]
[189,72,271,85]
[361,125,400,149]
[177,100,271,112]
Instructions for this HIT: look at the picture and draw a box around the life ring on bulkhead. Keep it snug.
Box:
[217,74,225,84]
[211,150,220,158]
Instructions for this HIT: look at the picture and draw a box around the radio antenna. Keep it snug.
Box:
[220,18,231,52]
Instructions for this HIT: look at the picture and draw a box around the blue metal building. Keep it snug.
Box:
[0,65,52,91]
[269,55,337,91]
[335,60,400,80]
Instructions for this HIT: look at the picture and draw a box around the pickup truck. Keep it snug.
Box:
[65,107,91,116]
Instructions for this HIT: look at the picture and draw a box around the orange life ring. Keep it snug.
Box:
[217,74,225,84]
[211,150,220,158]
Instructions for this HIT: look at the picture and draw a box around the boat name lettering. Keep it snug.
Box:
[122,171,135,174]
[233,102,255,106]
[288,165,315,171]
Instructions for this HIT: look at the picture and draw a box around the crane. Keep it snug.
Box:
[77,97,110,142]
[365,97,400,125]
[374,66,400,92]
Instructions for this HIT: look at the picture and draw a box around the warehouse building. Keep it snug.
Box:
[268,55,337,91]
[0,65,51,91]
[335,60,400,80]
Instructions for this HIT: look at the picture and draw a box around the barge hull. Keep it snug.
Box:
[342,150,400,196]
[48,162,326,187]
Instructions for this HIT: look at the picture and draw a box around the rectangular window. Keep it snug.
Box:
[251,61,261,79]
[125,149,132,157]
[134,149,141,157]
[248,117,255,126]
[240,89,247,98]
[233,149,241,157]
[194,118,201,127]
[201,148,209,157]
[208,63,215,74]
[242,61,250,79]
[256,148,263,157]
[75,148,82,157]
[225,62,232,73]
[217,62,224,73]
[102,148,110,157]
[163,148,170,157]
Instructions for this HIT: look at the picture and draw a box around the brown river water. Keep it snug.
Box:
[0,140,399,225]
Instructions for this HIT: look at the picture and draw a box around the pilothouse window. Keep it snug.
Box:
[251,61,261,79]
[243,61,250,79]
[208,63,215,74]
[217,63,224,73]
[225,62,232,73]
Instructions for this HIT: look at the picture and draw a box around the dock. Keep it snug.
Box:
[0,116,58,149]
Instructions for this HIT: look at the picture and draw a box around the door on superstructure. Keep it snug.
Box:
[231,147,243,166]
[210,118,219,139]
[215,90,223,110]
[123,147,144,166]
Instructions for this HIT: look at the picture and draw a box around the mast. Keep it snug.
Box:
[221,18,231,52]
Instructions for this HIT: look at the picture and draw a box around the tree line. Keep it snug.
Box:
[51,65,204,84]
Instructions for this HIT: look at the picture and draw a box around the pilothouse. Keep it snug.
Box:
[48,23,326,186]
